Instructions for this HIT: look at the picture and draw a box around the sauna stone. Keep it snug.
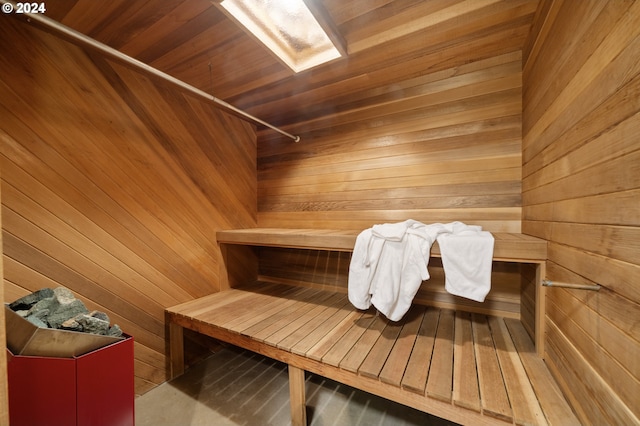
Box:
[9,287,123,337]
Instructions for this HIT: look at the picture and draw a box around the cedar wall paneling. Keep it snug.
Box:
[0,164,8,424]
[254,7,530,322]
[256,54,524,233]
[523,0,640,424]
[257,247,522,319]
[0,19,257,396]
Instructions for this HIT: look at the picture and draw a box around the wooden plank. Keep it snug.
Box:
[291,301,356,356]
[505,318,580,425]
[277,295,350,352]
[195,285,288,326]
[169,322,184,379]
[321,310,378,367]
[258,210,522,234]
[401,307,440,394]
[227,287,315,333]
[0,173,8,426]
[425,309,454,403]
[488,316,547,426]
[218,229,547,261]
[265,293,346,348]
[339,314,388,373]
[218,228,359,251]
[546,289,640,408]
[472,313,512,422]
[358,316,404,380]
[166,283,264,316]
[306,309,366,362]
[251,290,336,343]
[288,365,307,426]
[378,306,425,386]
[452,311,481,412]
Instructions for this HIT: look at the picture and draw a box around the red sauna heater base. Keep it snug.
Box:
[6,335,134,426]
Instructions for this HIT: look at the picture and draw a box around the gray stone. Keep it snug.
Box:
[9,287,126,337]
[46,299,89,329]
[9,288,54,311]
[25,315,49,328]
[60,318,83,332]
[53,287,77,305]
[28,308,51,321]
[89,310,110,323]
[76,314,110,335]
[27,297,58,319]
[107,324,123,337]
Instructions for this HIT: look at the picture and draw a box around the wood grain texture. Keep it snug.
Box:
[256,55,525,231]
[6,3,634,421]
[522,0,640,423]
[216,229,547,318]
[0,163,8,425]
[167,283,578,425]
[0,19,257,396]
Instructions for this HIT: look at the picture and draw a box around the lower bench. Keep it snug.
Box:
[166,282,579,426]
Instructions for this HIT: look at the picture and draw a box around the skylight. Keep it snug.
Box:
[219,0,342,72]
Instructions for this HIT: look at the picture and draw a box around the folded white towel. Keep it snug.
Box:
[437,229,495,302]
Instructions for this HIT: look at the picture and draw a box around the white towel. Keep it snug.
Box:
[437,229,495,302]
[347,228,378,310]
[348,220,437,321]
[348,220,494,320]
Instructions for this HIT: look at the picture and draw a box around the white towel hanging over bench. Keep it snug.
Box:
[348,220,494,321]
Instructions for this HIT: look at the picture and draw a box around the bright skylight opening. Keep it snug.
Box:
[220,0,342,72]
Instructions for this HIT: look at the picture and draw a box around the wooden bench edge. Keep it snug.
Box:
[216,228,548,262]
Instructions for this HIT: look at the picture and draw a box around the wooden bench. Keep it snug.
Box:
[167,228,579,426]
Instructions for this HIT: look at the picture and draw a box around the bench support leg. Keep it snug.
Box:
[535,261,546,358]
[169,322,185,379]
[288,365,307,426]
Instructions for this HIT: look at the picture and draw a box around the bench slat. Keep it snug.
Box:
[401,307,440,394]
[379,306,425,386]
[280,295,350,352]
[221,286,308,332]
[306,309,366,361]
[488,316,548,426]
[426,310,455,402]
[169,283,259,317]
[321,310,378,367]
[358,316,404,379]
[252,290,336,343]
[268,293,345,349]
[453,311,481,412]
[235,287,319,335]
[291,301,356,357]
[473,314,513,422]
[197,293,267,325]
[340,314,388,373]
[505,319,581,425]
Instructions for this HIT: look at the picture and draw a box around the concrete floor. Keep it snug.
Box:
[136,345,459,426]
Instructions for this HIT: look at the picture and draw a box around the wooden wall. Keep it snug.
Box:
[257,247,522,319]
[254,18,529,325]
[0,164,8,424]
[0,19,257,396]
[522,0,640,424]
[256,52,525,233]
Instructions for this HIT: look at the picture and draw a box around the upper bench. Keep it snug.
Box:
[217,228,547,263]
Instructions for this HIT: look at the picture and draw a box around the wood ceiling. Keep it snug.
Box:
[41,0,539,140]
